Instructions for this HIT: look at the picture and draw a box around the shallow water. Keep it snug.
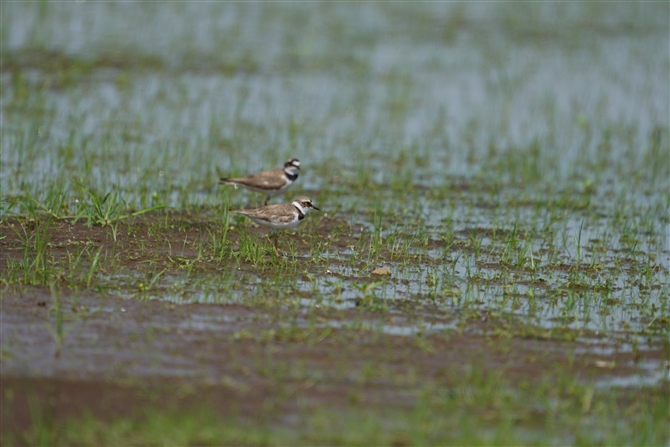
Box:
[2,3,667,199]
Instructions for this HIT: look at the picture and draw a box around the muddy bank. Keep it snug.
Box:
[3,284,665,435]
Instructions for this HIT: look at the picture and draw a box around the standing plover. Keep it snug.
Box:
[232,196,319,256]
[220,158,300,205]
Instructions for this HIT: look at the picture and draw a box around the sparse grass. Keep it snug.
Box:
[5,215,55,285]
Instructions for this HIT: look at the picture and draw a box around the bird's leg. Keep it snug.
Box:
[266,230,280,256]
[272,231,280,256]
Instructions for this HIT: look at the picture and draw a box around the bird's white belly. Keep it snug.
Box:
[249,216,300,229]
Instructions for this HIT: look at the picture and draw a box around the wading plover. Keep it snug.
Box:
[220,158,300,205]
[232,195,320,256]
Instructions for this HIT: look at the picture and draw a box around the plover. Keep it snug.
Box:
[232,196,320,256]
[220,158,300,205]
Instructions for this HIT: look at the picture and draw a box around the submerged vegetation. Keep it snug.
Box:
[1,2,668,445]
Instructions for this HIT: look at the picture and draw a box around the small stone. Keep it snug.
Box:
[371,267,391,276]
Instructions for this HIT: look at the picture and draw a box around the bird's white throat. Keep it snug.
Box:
[292,201,309,216]
[284,166,299,177]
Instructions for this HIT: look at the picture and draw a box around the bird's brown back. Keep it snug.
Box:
[233,202,297,223]
[223,167,287,189]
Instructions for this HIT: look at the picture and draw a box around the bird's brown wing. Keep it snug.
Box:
[225,168,287,190]
[233,203,296,222]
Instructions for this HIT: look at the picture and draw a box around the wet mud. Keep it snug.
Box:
[1,215,666,439]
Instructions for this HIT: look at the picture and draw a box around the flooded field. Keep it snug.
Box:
[1,2,669,445]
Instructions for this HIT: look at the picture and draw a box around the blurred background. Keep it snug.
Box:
[2,2,668,209]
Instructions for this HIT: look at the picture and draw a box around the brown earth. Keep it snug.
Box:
[1,215,666,442]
